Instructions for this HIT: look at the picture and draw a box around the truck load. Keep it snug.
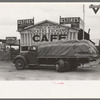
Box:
[38,40,98,58]
[13,40,99,72]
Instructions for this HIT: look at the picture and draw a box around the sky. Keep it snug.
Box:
[0,3,100,44]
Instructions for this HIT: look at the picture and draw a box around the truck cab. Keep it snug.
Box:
[13,46,38,70]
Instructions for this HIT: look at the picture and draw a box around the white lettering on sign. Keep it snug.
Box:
[60,17,80,24]
[17,19,34,25]
[17,18,34,31]
[31,25,67,33]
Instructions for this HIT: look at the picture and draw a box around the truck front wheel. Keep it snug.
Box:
[15,59,25,70]
[55,59,65,72]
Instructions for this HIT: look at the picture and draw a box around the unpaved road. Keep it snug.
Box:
[0,60,100,80]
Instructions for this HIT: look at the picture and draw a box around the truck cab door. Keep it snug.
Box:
[26,46,38,64]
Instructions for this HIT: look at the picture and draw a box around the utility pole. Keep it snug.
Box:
[10,44,12,60]
[59,16,61,24]
[83,4,85,40]
[19,39,20,54]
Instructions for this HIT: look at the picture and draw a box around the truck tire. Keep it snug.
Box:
[55,59,65,72]
[69,59,78,70]
[64,61,70,71]
[15,59,25,70]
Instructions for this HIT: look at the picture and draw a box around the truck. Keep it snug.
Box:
[13,40,99,72]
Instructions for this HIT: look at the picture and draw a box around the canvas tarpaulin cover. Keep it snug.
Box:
[37,40,98,58]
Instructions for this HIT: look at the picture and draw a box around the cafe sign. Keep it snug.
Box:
[30,23,68,42]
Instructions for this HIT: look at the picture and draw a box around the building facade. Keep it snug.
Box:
[18,20,79,51]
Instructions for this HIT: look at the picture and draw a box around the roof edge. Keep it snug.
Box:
[17,19,78,32]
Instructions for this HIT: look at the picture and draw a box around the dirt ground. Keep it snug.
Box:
[0,59,100,80]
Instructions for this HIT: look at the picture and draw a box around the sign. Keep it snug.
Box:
[60,17,84,29]
[89,4,100,14]
[60,17,80,24]
[17,18,34,31]
[6,37,17,45]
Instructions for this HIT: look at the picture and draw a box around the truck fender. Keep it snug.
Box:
[13,55,27,65]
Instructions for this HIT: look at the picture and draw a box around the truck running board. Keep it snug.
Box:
[28,64,55,67]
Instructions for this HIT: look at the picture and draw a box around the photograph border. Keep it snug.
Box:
[0,0,100,99]
[0,0,100,2]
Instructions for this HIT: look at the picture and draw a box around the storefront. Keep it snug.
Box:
[18,20,79,51]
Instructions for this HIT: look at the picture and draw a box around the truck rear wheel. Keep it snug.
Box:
[69,59,78,70]
[64,61,70,71]
[55,59,66,72]
[15,59,25,70]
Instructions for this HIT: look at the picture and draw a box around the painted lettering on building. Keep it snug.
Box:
[30,23,68,42]
[32,34,67,42]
